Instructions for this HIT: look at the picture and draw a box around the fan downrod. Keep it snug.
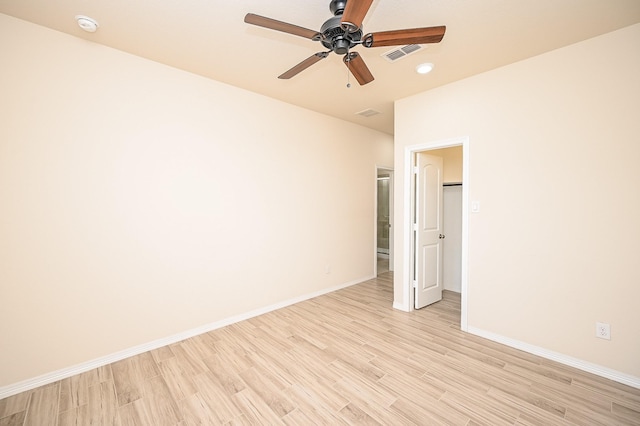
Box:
[329,1,347,16]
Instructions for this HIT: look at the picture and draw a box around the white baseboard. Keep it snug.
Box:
[467,326,640,390]
[392,301,410,312]
[0,275,373,400]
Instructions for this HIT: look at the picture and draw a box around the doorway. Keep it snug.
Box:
[399,137,469,331]
[376,167,393,276]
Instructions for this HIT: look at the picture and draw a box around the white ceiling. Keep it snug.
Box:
[1,0,639,134]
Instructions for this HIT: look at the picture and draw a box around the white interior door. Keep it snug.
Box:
[415,152,444,309]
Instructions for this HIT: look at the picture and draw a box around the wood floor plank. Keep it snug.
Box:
[140,375,182,426]
[286,334,335,365]
[58,372,89,413]
[439,389,519,426]
[530,379,617,416]
[112,351,160,406]
[280,345,343,384]
[158,356,198,402]
[238,367,295,418]
[504,360,573,387]
[207,327,252,358]
[59,364,113,414]
[232,388,285,425]
[23,383,59,426]
[329,357,386,383]
[191,372,243,423]
[3,272,639,426]
[0,390,31,419]
[296,377,350,413]
[611,401,640,425]
[181,333,219,361]
[0,411,25,426]
[564,405,630,426]
[486,386,567,423]
[226,414,253,425]
[338,402,382,425]
[571,373,640,407]
[366,348,427,379]
[281,407,323,426]
[118,399,151,426]
[282,383,350,425]
[89,381,120,425]
[389,395,469,426]
[377,370,446,404]
[423,363,492,396]
[332,376,397,410]
[171,338,216,376]
[150,345,175,364]
[58,381,121,426]
[178,393,222,426]
[112,358,143,406]
[243,351,296,391]
[322,331,378,363]
[201,353,246,395]
[515,411,572,426]
[84,365,114,387]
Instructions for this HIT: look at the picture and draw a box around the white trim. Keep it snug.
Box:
[460,140,470,332]
[0,274,374,400]
[400,147,414,312]
[398,136,470,331]
[392,301,409,312]
[468,327,640,390]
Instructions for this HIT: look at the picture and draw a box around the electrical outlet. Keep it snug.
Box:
[595,322,611,340]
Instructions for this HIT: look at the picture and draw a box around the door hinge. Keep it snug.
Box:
[412,280,417,288]
[413,166,419,174]
[412,223,418,231]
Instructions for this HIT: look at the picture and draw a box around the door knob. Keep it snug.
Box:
[439,234,445,239]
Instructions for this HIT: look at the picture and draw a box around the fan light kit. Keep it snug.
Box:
[75,15,99,33]
[416,63,434,74]
[244,0,445,86]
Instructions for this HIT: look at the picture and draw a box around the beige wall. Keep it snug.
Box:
[394,24,640,378]
[428,146,463,183]
[0,14,393,388]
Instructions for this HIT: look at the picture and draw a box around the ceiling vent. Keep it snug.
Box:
[356,108,381,118]
[381,44,423,62]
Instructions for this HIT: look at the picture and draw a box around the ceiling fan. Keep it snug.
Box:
[244,0,446,86]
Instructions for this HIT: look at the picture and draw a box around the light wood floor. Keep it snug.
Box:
[1,272,639,425]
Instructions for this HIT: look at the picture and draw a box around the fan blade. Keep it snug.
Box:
[363,26,446,48]
[343,52,374,85]
[341,0,373,32]
[244,13,322,40]
[279,52,329,79]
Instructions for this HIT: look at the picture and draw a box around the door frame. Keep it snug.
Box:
[375,166,394,274]
[400,136,469,331]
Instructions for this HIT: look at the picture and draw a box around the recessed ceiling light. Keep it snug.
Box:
[416,63,434,75]
[75,15,99,33]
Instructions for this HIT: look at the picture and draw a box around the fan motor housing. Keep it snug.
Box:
[320,15,362,55]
